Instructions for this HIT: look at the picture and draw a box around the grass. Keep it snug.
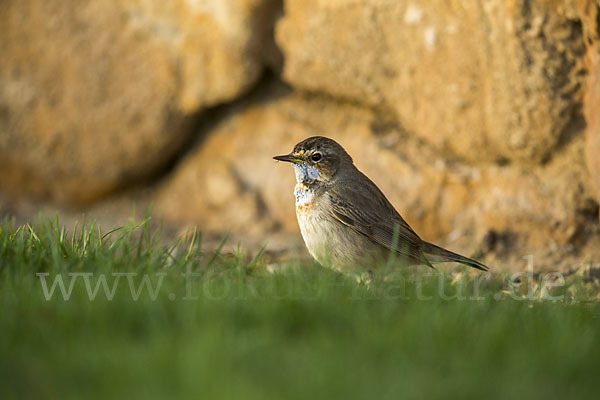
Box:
[1,216,599,399]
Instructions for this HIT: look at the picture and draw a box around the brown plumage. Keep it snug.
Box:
[274,136,488,273]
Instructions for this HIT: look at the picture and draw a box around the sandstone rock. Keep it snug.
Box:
[276,0,585,164]
[156,83,600,271]
[578,0,600,202]
[0,0,280,203]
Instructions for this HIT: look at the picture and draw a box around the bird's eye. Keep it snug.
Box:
[311,153,322,162]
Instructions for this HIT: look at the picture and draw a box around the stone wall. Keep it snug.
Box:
[2,0,600,270]
[579,0,600,200]
[0,0,279,203]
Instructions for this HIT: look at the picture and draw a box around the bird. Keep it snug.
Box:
[273,136,488,275]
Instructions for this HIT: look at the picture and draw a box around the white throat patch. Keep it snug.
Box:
[293,162,320,183]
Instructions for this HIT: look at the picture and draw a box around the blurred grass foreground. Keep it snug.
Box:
[1,216,600,399]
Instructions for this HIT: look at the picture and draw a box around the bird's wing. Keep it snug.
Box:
[325,178,430,266]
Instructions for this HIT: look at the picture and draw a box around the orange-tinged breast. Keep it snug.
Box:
[294,183,315,215]
[296,202,313,214]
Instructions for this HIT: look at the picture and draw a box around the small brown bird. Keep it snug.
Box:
[274,136,488,274]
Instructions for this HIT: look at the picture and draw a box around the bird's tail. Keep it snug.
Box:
[421,241,488,271]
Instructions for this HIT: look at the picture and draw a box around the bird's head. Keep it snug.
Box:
[273,136,353,184]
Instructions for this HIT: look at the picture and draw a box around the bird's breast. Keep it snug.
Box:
[294,183,315,214]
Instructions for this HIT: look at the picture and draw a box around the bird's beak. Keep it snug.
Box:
[273,153,299,163]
